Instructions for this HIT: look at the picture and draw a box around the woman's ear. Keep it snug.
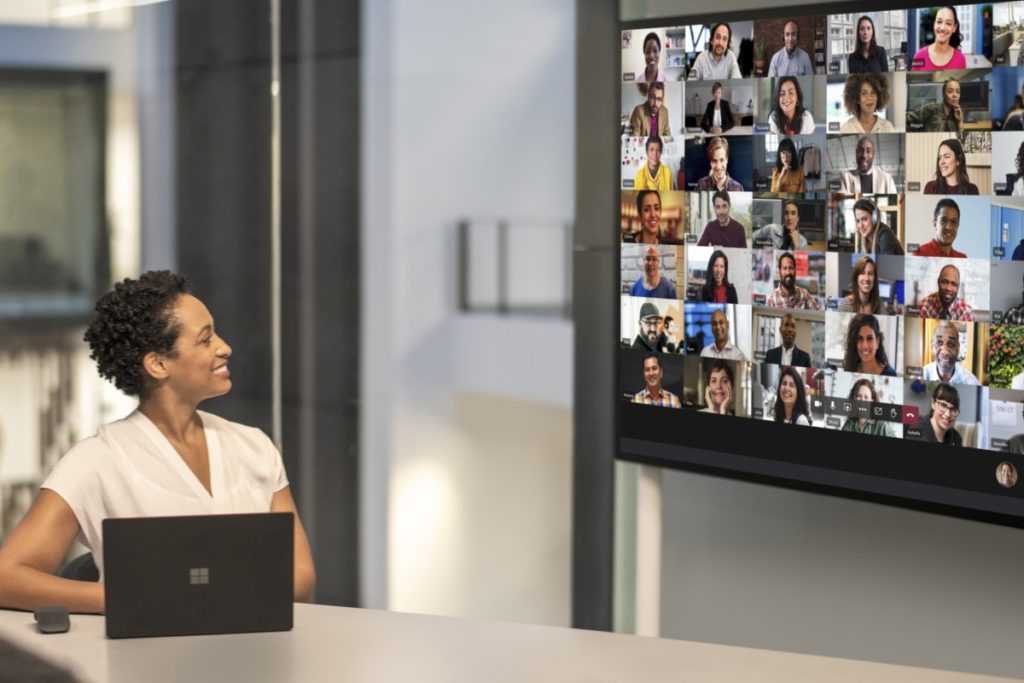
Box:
[142,351,170,382]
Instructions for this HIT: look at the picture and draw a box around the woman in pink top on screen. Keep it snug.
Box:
[912,7,966,71]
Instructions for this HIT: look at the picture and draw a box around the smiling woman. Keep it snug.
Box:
[0,271,316,613]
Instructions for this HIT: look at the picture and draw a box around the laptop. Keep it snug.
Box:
[103,512,293,639]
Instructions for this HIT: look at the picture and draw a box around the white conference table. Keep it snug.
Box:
[0,604,1015,683]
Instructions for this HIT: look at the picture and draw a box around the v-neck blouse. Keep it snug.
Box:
[42,410,287,576]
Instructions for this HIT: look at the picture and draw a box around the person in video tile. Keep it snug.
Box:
[768,76,815,135]
[840,73,894,133]
[923,140,977,195]
[752,199,808,250]
[1003,271,1024,324]
[841,379,893,436]
[630,246,677,298]
[629,81,670,137]
[700,308,747,360]
[770,137,805,193]
[911,6,966,71]
[996,461,1019,486]
[690,23,742,80]
[765,251,820,310]
[773,366,811,425]
[906,78,962,132]
[847,15,888,73]
[838,255,885,314]
[699,249,739,303]
[764,313,811,366]
[916,382,962,445]
[631,302,665,352]
[637,32,666,86]
[634,136,673,191]
[922,320,979,385]
[701,81,734,134]
[913,198,965,257]
[843,313,897,376]
[632,190,663,244]
[661,315,681,353]
[1012,141,1024,197]
[838,137,898,194]
[697,191,747,247]
[633,354,681,408]
[918,264,974,321]
[701,360,735,415]
[850,198,903,255]
[696,136,744,191]
[768,21,813,77]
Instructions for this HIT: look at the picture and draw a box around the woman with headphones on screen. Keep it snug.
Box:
[0,271,316,612]
[852,198,904,255]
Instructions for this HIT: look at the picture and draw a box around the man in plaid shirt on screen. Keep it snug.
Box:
[765,251,820,310]
[917,264,974,321]
[632,354,681,408]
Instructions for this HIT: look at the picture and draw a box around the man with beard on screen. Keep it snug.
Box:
[917,264,974,321]
[921,320,978,384]
[766,251,820,310]
[631,302,665,352]
[629,246,677,298]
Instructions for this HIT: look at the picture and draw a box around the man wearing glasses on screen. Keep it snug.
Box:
[765,252,820,310]
[632,354,681,408]
[629,82,671,137]
[917,264,975,321]
[912,199,965,258]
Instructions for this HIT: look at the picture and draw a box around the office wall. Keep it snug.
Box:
[362,0,575,624]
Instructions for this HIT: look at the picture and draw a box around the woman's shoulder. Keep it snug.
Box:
[923,180,937,193]
[837,296,855,312]
[839,117,861,133]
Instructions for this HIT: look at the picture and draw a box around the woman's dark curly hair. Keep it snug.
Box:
[83,271,191,398]
[1016,141,1024,178]
[843,72,889,118]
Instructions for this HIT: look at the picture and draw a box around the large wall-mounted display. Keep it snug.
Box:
[619,3,1024,524]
